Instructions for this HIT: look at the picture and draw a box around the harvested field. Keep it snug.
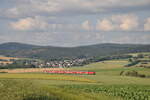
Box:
[0,68,66,73]
[0,56,18,60]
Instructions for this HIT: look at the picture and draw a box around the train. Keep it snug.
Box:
[43,70,96,75]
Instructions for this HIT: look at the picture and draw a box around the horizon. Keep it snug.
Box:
[0,0,150,47]
[0,41,150,48]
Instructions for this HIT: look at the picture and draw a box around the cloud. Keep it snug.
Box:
[111,14,139,31]
[96,19,114,31]
[8,13,142,32]
[1,0,150,46]
[96,14,139,31]
[2,0,150,18]
[144,17,150,31]
[9,16,82,32]
[81,20,92,31]
[10,16,48,31]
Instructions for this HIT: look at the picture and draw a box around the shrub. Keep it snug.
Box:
[124,60,140,67]
[120,70,147,78]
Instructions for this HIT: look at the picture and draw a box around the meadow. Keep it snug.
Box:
[0,54,150,100]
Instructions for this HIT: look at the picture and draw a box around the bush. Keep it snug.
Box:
[125,71,138,76]
[0,71,7,73]
[120,70,147,78]
[124,60,140,67]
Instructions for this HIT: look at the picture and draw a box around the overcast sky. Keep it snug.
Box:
[0,0,150,47]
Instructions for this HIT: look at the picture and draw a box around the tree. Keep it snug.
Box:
[129,58,133,62]
[137,54,144,58]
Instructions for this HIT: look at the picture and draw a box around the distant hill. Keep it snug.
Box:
[0,42,40,50]
[0,42,150,60]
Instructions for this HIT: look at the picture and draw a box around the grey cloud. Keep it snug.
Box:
[1,0,150,18]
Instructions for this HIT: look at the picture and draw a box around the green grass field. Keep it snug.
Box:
[0,73,96,83]
[0,54,150,100]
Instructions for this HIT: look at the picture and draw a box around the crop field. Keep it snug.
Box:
[0,73,96,83]
[63,85,150,100]
[0,68,65,73]
[0,79,122,100]
[0,54,150,100]
[0,56,18,60]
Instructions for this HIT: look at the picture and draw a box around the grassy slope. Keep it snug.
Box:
[70,60,150,85]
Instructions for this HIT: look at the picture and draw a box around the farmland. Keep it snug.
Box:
[0,68,64,73]
[0,73,96,83]
[0,52,150,100]
[0,79,123,100]
[0,56,18,60]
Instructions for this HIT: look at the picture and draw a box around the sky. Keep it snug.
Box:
[0,0,150,47]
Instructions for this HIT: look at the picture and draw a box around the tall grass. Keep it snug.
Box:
[0,79,121,100]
